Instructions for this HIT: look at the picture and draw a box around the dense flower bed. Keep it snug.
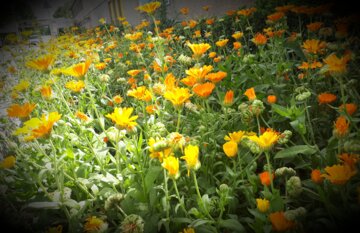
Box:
[1,1,360,232]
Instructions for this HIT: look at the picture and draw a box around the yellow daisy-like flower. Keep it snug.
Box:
[185,65,213,83]
[224,131,246,143]
[7,102,36,119]
[256,198,270,213]
[162,156,180,179]
[323,53,349,74]
[215,39,229,47]
[322,164,357,185]
[187,43,211,59]
[61,60,91,78]
[26,54,55,71]
[246,130,279,151]
[0,155,16,169]
[127,86,153,102]
[223,141,238,158]
[40,85,52,99]
[181,227,195,233]
[65,80,85,92]
[13,80,30,92]
[106,107,138,131]
[136,1,161,14]
[164,87,192,109]
[181,144,201,176]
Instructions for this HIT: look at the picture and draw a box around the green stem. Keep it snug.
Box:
[172,179,189,216]
[163,169,171,233]
[264,151,274,192]
[192,170,214,221]
[176,108,181,132]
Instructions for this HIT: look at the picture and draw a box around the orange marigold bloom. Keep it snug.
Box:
[179,7,189,15]
[61,60,91,78]
[269,211,295,232]
[113,95,123,104]
[244,87,256,101]
[339,153,359,170]
[322,164,357,185]
[267,12,285,22]
[252,33,268,46]
[146,105,157,114]
[311,169,324,184]
[32,112,62,140]
[26,54,55,71]
[267,95,277,104]
[181,76,197,87]
[136,1,161,14]
[302,39,326,54]
[223,90,234,106]
[205,71,227,83]
[185,65,213,83]
[223,141,238,158]
[192,82,215,99]
[232,31,244,40]
[7,102,36,119]
[339,103,357,116]
[75,111,90,122]
[259,171,274,186]
[40,85,52,99]
[323,53,349,74]
[206,18,214,25]
[95,62,106,70]
[306,22,323,32]
[333,116,350,138]
[317,93,336,105]
[164,73,177,90]
[188,19,197,28]
[215,39,229,47]
[237,7,256,16]
[233,41,242,50]
[209,52,217,58]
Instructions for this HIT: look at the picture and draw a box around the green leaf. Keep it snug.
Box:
[271,104,290,118]
[274,145,317,159]
[145,166,162,192]
[219,219,246,232]
[190,219,212,228]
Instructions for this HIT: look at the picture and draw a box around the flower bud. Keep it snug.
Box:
[286,176,302,198]
[284,207,306,221]
[119,214,144,233]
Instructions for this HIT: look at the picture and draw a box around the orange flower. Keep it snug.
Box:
[7,102,36,119]
[323,53,349,74]
[95,62,106,70]
[317,93,336,105]
[188,19,197,28]
[205,71,227,83]
[302,39,326,54]
[146,105,157,114]
[259,171,274,186]
[75,111,90,122]
[40,85,52,99]
[311,169,324,184]
[233,41,242,50]
[31,112,62,140]
[26,54,55,71]
[339,153,359,170]
[136,1,161,14]
[252,33,268,46]
[267,95,277,104]
[333,116,350,138]
[192,82,215,98]
[208,52,216,58]
[113,95,123,104]
[237,7,256,17]
[180,7,189,15]
[215,39,229,47]
[267,12,285,22]
[187,43,211,59]
[322,164,356,185]
[339,103,357,116]
[223,90,234,106]
[61,60,91,78]
[244,87,256,101]
[306,22,323,32]
[185,65,213,83]
[269,211,295,232]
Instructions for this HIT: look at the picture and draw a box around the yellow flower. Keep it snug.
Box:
[40,85,52,99]
[232,31,243,40]
[246,130,279,151]
[187,43,211,59]
[323,53,349,74]
[185,65,213,83]
[26,54,55,71]
[13,80,30,92]
[7,102,36,119]
[223,141,238,158]
[84,216,108,233]
[192,82,215,99]
[256,198,270,213]
[181,144,201,176]
[127,86,153,102]
[322,164,356,185]
[136,1,161,14]
[65,80,85,92]
[106,107,138,131]
[215,39,229,47]
[180,227,195,233]
[127,69,142,77]
[162,156,180,179]
[61,60,91,78]
[224,131,246,143]
[302,39,326,54]
[148,137,171,162]
[46,224,63,233]
[75,111,90,122]
[164,87,192,109]
[0,155,16,169]
[31,112,62,140]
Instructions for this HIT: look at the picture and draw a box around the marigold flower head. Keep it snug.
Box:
[0,155,16,169]
[180,7,189,15]
[215,39,229,47]
[223,90,234,106]
[259,171,274,186]
[269,211,295,232]
[267,95,277,104]
[233,41,242,50]
[323,53,349,74]
[40,85,52,99]
[237,7,256,16]
[113,95,123,104]
[181,144,201,176]
[333,116,350,138]
[75,111,90,122]
[127,86,153,102]
[311,169,324,184]
[192,82,215,99]
[106,107,138,131]
[256,198,270,213]
[136,1,161,14]
[61,60,91,78]
[224,131,246,143]
[244,87,256,101]
[246,130,279,151]
[306,22,323,32]
[223,141,238,158]
[187,43,211,59]
[205,71,227,83]
[232,31,243,40]
[164,87,192,109]
[84,216,108,233]
[162,156,180,179]
[13,80,30,92]
[317,92,336,105]
[339,153,359,169]
[267,12,285,22]
[7,102,36,119]
[65,80,85,92]
[302,39,326,54]
[339,103,357,116]
[252,33,268,46]
[322,164,356,185]
[26,54,55,71]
